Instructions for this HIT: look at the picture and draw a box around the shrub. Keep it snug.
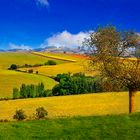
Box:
[44,60,57,65]
[28,69,33,73]
[8,64,17,70]
[35,107,48,119]
[13,109,27,121]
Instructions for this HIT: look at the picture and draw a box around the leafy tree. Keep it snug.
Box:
[9,64,17,70]
[44,60,57,65]
[85,25,140,113]
[13,88,19,99]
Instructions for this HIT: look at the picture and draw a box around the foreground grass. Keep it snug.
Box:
[0,92,140,120]
[0,113,140,140]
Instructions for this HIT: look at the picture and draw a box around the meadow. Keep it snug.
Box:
[0,52,69,98]
[0,52,65,69]
[0,113,140,139]
[0,70,57,98]
[0,92,140,120]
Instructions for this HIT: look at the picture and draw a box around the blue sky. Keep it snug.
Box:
[0,0,140,49]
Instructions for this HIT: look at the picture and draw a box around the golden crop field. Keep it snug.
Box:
[31,52,77,62]
[0,92,140,120]
[20,52,94,76]
[0,70,57,98]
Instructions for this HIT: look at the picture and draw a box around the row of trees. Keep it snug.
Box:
[13,83,52,99]
[13,73,104,99]
[9,60,57,70]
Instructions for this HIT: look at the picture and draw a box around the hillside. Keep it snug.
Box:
[0,92,140,120]
[0,70,57,98]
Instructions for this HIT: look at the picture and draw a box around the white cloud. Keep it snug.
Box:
[9,43,32,50]
[40,30,92,48]
[36,0,49,7]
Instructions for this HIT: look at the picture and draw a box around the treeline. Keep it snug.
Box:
[52,73,103,96]
[8,60,57,70]
[13,72,126,99]
[13,73,103,99]
[13,83,52,99]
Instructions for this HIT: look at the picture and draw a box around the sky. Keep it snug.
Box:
[0,0,140,50]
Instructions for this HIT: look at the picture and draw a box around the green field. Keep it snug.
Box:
[0,52,66,70]
[0,113,140,140]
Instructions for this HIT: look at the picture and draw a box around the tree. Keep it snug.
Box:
[13,88,19,99]
[9,64,17,70]
[85,25,140,113]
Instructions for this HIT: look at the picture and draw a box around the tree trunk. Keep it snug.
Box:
[129,90,136,114]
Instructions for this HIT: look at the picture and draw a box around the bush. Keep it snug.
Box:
[28,69,33,73]
[8,64,18,70]
[44,60,57,65]
[35,107,48,119]
[13,109,27,121]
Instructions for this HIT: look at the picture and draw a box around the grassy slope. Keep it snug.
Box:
[0,52,67,98]
[0,113,140,140]
[0,92,140,120]
[20,52,93,76]
[0,70,57,98]
[0,52,65,69]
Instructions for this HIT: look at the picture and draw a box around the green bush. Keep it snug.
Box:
[13,109,27,121]
[8,64,18,70]
[35,107,48,119]
[44,60,57,65]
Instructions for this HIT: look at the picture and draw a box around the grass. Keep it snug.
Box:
[0,92,140,120]
[0,52,65,70]
[0,70,57,98]
[0,113,140,139]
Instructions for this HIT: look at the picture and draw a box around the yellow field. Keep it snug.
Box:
[0,92,140,120]
[0,70,57,98]
[20,52,94,76]
[31,52,77,62]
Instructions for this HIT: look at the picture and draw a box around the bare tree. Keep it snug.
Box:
[85,26,140,113]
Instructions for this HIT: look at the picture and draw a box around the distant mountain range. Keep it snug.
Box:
[0,46,87,54]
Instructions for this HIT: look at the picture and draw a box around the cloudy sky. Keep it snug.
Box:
[0,0,140,49]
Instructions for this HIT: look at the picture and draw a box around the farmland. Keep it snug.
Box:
[19,52,93,77]
[0,70,57,98]
[0,92,140,120]
[0,52,70,98]
[0,52,66,70]
[0,52,91,98]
